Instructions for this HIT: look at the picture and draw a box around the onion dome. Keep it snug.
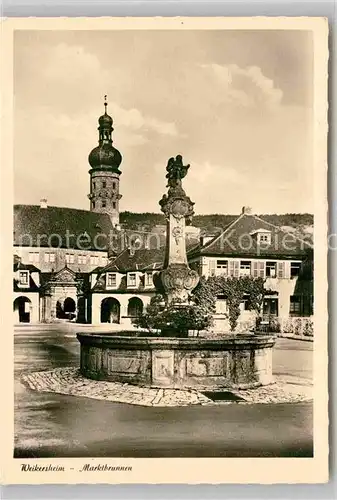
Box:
[89,143,122,169]
[88,96,122,171]
[98,112,113,128]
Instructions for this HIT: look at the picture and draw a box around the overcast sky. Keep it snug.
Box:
[14,29,313,214]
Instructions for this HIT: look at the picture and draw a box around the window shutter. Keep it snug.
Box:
[252,261,259,278]
[209,259,216,276]
[229,260,240,277]
[277,261,285,278]
[258,261,265,278]
[284,261,291,279]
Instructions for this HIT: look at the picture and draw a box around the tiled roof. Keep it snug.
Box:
[188,213,312,259]
[101,247,165,273]
[13,204,114,251]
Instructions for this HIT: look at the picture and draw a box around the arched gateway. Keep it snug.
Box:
[13,296,32,323]
[101,298,120,324]
[127,297,144,323]
[56,297,76,320]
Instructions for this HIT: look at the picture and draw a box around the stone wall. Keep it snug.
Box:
[77,334,275,389]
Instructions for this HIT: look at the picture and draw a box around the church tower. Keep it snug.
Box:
[88,97,122,227]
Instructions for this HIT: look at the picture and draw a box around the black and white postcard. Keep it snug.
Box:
[1,16,329,484]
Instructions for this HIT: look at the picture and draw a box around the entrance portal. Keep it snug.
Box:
[101,298,121,324]
[56,297,76,320]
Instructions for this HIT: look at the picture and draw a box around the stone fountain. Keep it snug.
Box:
[77,156,275,389]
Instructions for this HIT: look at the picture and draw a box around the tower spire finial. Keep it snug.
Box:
[104,94,108,114]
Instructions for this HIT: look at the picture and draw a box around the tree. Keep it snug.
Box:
[206,275,266,331]
[134,292,214,337]
[135,274,267,336]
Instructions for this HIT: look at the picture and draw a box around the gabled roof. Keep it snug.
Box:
[188,213,312,259]
[50,266,77,283]
[13,261,40,273]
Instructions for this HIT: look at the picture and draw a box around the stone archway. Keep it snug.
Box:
[13,296,32,323]
[101,298,121,324]
[127,297,144,323]
[56,297,76,320]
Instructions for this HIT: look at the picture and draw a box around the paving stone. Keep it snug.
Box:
[21,368,313,407]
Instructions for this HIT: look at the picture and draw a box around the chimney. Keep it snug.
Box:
[241,206,252,215]
[40,198,48,209]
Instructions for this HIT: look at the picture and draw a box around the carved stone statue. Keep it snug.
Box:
[165,155,190,188]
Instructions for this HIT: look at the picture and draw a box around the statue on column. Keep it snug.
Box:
[157,155,199,305]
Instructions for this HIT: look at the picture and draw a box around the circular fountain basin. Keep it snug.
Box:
[77,333,276,389]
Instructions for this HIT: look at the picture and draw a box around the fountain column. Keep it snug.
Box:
[158,155,200,305]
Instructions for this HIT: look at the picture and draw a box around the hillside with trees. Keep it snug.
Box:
[120,211,314,239]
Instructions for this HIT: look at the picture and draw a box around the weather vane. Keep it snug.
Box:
[104,94,108,113]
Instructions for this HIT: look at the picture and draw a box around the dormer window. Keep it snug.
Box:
[127,273,137,288]
[106,272,117,288]
[258,233,271,244]
[19,271,29,286]
[250,229,272,246]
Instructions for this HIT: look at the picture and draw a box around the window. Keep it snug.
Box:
[93,181,96,190]
[216,295,227,314]
[290,296,301,315]
[240,261,251,276]
[78,255,87,265]
[44,253,55,263]
[258,233,271,245]
[112,182,116,189]
[263,298,279,316]
[216,260,228,275]
[290,262,302,278]
[19,271,29,286]
[128,273,137,287]
[29,252,39,263]
[90,255,99,266]
[102,181,106,189]
[112,202,116,209]
[145,272,153,287]
[252,261,265,278]
[102,199,106,208]
[107,273,117,288]
[65,253,74,264]
[92,201,95,209]
[266,261,277,278]
[241,297,250,311]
